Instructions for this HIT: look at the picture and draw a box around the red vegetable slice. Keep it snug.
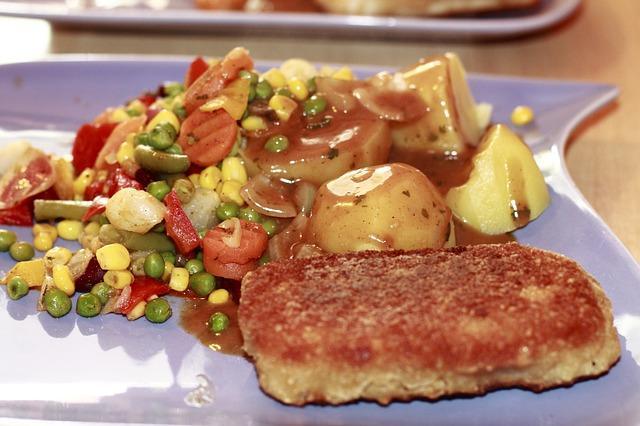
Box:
[177,109,237,167]
[0,200,33,226]
[183,47,253,115]
[74,257,107,293]
[81,196,109,222]
[184,56,209,88]
[106,168,143,196]
[71,122,117,173]
[164,191,200,255]
[203,219,268,265]
[0,147,55,210]
[94,116,146,170]
[119,276,170,314]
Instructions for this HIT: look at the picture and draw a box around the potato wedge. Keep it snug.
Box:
[445,124,550,234]
[307,163,452,253]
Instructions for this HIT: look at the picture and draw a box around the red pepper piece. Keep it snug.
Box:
[71,122,117,173]
[106,168,143,197]
[137,93,157,107]
[81,196,108,222]
[119,276,170,314]
[0,200,33,226]
[75,257,107,293]
[184,56,209,88]
[164,190,200,255]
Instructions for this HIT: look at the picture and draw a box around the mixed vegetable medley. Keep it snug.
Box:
[0,47,550,334]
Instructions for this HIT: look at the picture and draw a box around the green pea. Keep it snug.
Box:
[0,229,17,252]
[261,218,278,237]
[90,282,115,305]
[303,95,327,117]
[147,180,171,201]
[173,178,195,204]
[258,253,270,266]
[145,297,172,323]
[43,288,72,318]
[144,252,165,279]
[208,312,229,333]
[126,108,142,117]
[185,258,204,275]
[164,82,185,97]
[196,250,203,261]
[216,202,240,221]
[306,77,317,94]
[9,241,34,261]
[173,104,186,120]
[264,135,289,153]
[134,132,151,146]
[7,276,29,300]
[189,272,216,297]
[238,207,262,223]
[160,251,176,265]
[255,80,274,100]
[247,85,256,103]
[239,70,259,85]
[149,125,175,150]
[275,87,292,98]
[164,144,183,155]
[76,293,102,318]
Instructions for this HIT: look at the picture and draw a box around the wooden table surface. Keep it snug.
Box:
[1,0,638,261]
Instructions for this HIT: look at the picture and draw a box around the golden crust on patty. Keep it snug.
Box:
[313,0,539,16]
[239,243,620,405]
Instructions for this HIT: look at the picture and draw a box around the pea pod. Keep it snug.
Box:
[134,144,190,174]
[99,224,175,252]
[34,200,91,221]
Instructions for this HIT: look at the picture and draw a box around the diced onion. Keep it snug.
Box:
[219,217,242,248]
[241,174,297,218]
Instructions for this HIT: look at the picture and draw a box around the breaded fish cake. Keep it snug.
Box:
[239,243,620,405]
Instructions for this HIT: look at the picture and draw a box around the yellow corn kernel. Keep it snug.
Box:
[287,78,309,101]
[145,109,181,133]
[169,267,189,292]
[262,68,287,89]
[126,301,147,321]
[268,94,298,122]
[241,115,267,132]
[96,243,130,270]
[199,166,223,190]
[511,105,535,126]
[126,99,146,115]
[110,108,129,123]
[219,180,245,206]
[72,168,96,197]
[84,221,101,236]
[208,288,230,305]
[34,233,54,252]
[104,270,134,289]
[57,220,83,241]
[44,247,72,268]
[162,261,174,282]
[188,173,201,187]
[52,264,75,296]
[221,157,247,184]
[332,66,354,81]
[116,140,135,166]
[32,223,58,240]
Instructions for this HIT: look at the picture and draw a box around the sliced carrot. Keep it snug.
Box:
[204,258,258,282]
[202,219,268,265]
[177,109,237,167]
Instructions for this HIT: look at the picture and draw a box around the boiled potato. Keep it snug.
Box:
[390,53,488,159]
[307,163,452,253]
[445,124,550,235]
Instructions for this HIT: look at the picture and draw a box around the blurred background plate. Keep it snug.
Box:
[0,0,580,39]
[1,57,639,425]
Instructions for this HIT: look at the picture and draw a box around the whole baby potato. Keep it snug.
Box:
[307,163,452,253]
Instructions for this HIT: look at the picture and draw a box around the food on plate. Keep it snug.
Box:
[0,47,550,331]
[239,243,620,405]
[195,0,540,16]
[307,163,452,252]
[446,124,550,234]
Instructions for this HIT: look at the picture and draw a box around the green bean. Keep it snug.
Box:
[76,293,102,318]
[0,229,17,252]
[9,242,34,261]
[7,276,29,300]
[34,200,91,221]
[44,288,71,318]
[134,144,190,174]
[99,224,175,252]
[145,298,172,323]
